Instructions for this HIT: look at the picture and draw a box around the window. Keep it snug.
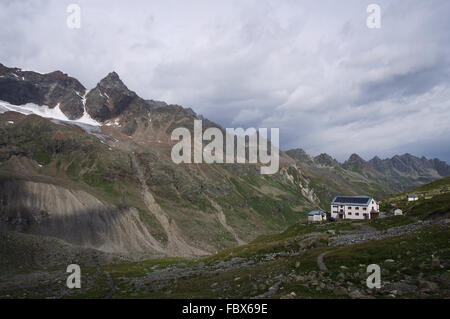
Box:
[340,209,343,212]
[348,206,352,209]
[356,213,359,216]
[363,207,367,211]
[363,213,367,217]
[348,212,352,215]
[355,207,359,210]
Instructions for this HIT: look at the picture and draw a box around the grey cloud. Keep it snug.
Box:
[0,0,449,162]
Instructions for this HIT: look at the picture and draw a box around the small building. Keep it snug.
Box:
[330,196,379,220]
[393,208,403,216]
[407,194,419,201]
[308,210,327,223]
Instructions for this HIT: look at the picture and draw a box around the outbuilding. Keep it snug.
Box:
[308,210,327,223]
[407,194,419,201]
[393,208,403,216]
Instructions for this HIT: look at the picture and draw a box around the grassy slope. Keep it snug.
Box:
[66,177,450,299]
[0,112,317,253]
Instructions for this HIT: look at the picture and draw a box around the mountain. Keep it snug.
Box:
[0,63,86,119]
[0,63,321,257]
[368,154,450,178]
[0,63,449,259]
[284,149,450,205]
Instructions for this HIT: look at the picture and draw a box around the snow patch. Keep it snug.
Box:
[104,118,121,127]
[0,100,101,126]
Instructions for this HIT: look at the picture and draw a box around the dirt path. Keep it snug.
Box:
[317,251,329,272]
[104,271,117,299]
[131,154,208,257]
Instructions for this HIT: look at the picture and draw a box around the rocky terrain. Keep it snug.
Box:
[0,178,448,299]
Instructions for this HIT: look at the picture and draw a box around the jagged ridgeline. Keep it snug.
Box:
[0,63,449,258]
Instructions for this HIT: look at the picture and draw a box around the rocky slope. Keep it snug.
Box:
[2,178,448,299]
[0,63,86,119]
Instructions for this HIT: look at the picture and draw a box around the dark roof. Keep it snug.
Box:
[308,210,326,216]
[331,196,372,206]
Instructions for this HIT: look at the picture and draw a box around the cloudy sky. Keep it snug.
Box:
[1,0,449,162]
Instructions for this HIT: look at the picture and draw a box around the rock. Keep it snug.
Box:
[349,289,364,298]
[420,280,438,292]
[290,292,296,297]
[327,230,336,235]
[340,265,349,270]
[385,259,395,263]
[431,258,440,269]
[295,261,301,268]
[333,287,347,296]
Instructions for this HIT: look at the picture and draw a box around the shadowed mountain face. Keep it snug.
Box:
[0,63,449,257]
[0,63,86,119]
[85,72,148,122]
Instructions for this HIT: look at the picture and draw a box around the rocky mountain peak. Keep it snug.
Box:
[98,71,129,91]
[370,155,382,162]
[285,148,313,164]
[342,153,367,171]
[84,71,139,122]
[347,153,366,164]
[313,153,339,167]
[0,63,86,120]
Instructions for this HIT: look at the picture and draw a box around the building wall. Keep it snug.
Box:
[394,209,403,216]
[308,215,323,222]
[330,198,379,220]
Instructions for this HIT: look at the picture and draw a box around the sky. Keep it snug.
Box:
[1,0,449,163]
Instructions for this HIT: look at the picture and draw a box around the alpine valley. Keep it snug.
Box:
[0,63,449,299]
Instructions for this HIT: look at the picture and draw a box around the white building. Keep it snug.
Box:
[330,196,379,220]
[407,194,419,201]
[394,208,403,216]
[307,210,327,223]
